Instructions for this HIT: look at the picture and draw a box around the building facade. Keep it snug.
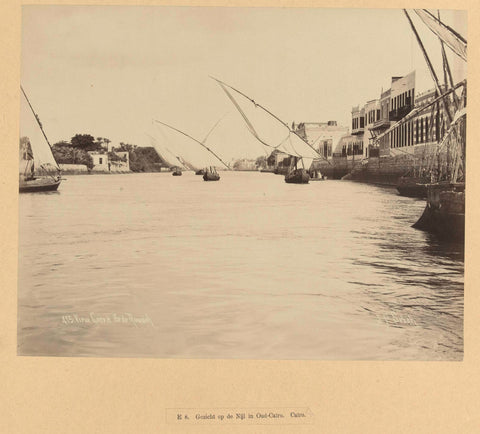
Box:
[88,150,130,172]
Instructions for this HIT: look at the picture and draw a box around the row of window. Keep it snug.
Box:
[318,141,333,158]
[352,116,365,130]
[387,112,446,149]
[367,109,381,125]
[341,143,363,156]
[391,88,414,111]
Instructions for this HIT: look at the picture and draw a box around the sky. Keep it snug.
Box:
[20,6,467,161]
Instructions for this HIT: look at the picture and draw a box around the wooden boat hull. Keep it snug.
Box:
[412,183,465,241]
[203,173,220,181]
[19,177,61,193]
[397,177,428,198]
[172,171,182,176]
[285,169,310,184]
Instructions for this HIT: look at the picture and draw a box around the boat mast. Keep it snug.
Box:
[403,10,453,124]
[153,120,231,169]
[210,76,325,162]
[146,133,188,170]
[20,86,55,152]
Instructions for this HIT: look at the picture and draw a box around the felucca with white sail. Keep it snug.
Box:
[211,77,323,184]
[19,86,62,193]
[147,132,187,176]
[152,120,230,181]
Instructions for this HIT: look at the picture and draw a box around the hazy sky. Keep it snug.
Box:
[20,6,467,160]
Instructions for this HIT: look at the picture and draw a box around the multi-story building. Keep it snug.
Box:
[342,69,464,185]
[295,121,349,160]
[348,72,416,159]
[377,84,449,158]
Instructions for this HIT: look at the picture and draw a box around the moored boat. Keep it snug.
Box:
[19,86,62,193]
[412,182,464,241]
[396,176,428,198]
[19,175,61,193]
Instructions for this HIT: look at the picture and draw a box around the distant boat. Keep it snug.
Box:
[203,166,220,181]
[153,119,230,182]
[285,167,310,184]
[284,156,311,184]
[19,86,61,193]
[172,167,182,176]
[309,169,326,182]
[211,77,324,184]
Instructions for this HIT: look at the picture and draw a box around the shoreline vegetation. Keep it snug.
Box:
[21,132,270,175]
[50,134,170,174]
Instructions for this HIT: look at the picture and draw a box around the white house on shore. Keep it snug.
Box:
[88,149,130,172]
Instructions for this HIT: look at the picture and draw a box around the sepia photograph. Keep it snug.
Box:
[17,5,466,361]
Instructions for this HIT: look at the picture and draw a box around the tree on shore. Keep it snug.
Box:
[255,155,267,169]
[50,134,169,172]
[70,134,103,151]
[52,141,94,169]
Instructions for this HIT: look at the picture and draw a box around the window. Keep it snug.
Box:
[99,157,103,164]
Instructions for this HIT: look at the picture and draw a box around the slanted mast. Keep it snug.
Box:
[20,86,60,173]
[210,77,322,170]
[153,119,231,170]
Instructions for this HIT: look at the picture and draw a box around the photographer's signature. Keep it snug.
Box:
[61,312,155,327]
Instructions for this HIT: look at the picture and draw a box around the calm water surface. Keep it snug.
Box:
[18,172,464,360]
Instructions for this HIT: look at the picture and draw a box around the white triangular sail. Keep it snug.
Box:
[147,128,187,169]
[20,87,60,172]
[414,9,467,61]
[212,77,321,165]
[152,120,230,170]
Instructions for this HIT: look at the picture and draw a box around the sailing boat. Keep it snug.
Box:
[412,106,466,240]
[194,113,230,177]
[146,130,188,176]
[152,120,230,181]
[211,77,323,184]
[403,9,467,240]
[19,86,62,193]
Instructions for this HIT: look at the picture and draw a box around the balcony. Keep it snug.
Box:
[389,105,413,122]
[351,127,364,135]
[371,119,391,131]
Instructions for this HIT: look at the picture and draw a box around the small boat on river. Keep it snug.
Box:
[19,86,62,193]
[203,166,220,181]
[153,119,230,182]
[211,77,324,184]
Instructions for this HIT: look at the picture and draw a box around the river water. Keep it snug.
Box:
[18,171,464,360]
